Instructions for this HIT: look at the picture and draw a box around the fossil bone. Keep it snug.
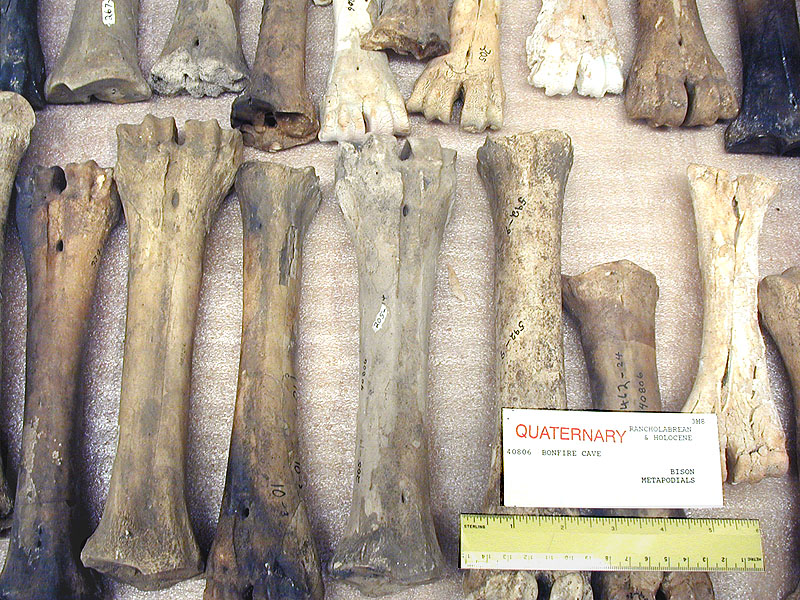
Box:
[150,0,247,97]
[0,0,45,109]
[80,116,242,590]
[327,134,451,595]
[681,164,788,484]
[204,161,323,600]
[407,0,503,132]
[45,0,150,103]
[462,131,592,600]
[361,0,449,59]
[0,161,120,600]
[230,0,318,151]
[725,0,800,155]
[625,0,737,127]
[525,0,623,98]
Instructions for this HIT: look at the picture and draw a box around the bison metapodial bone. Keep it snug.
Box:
[462,131,592,600]
[150,0,247,97]
[204,161,323,600]
[230,0,318,151]
[407,0,503,132]
[327,135,452,595]
[526,0,623,98]
[0,162,120,600]
[625,0,737,127]
[725,0,800,155]
[361,0,449,59]
[80,116,243,590]
[681,164,788,484]
[0,0,45,109]
[45,0,150,103]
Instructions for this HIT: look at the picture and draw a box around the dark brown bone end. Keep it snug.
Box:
[361,27,449,60]
[231,93,319,152]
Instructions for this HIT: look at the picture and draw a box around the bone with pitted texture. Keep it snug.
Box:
[328,135,451,595]
[407,0,503,132]
[463,131,591,600]
[681,164,787,484]
[80,116,242,590]
[625,0,737,127]
[0,0,45,108]
[526,0,623,98]
[562,260,715,600]
[204,161,323,600]
[45,0,150,103]
[361,0,449,59]
[0,161,120,600]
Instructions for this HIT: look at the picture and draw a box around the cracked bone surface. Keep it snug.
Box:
[725,0,800,156]
[230,0,318,151]
[407,0,503,132]
[80,116,243,590]
[327,134,451,595]
[562,260,715,600]
[204,161,323,600]
[361,0,449,59]
[462,131,592,600]
[45,0,150,103]
[0,0,45,108]
[318,0,409,142]
[150,0,247,97]
[525,0,623,98]
[0,161,120,600]
[625,0,737,127]
[681,164,788,484]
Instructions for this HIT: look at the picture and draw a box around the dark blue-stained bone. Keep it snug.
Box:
[0,0,45,109]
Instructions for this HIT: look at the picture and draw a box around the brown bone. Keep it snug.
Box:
[361,0,450,59]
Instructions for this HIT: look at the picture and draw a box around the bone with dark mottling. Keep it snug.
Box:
[0,0,44,109]
[361,0,449,59]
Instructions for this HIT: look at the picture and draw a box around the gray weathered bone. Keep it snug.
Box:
[204,161,323,600]
[150,0,247,97]
[80,116,243,590]
[327,134,452,595]
[361,0,449,59]
[681,164,788,484]
[0,161,120,600]
[462,131,592,600]
[45,0,151,103]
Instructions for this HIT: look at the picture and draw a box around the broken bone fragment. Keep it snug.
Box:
[80,116,243,590]
[625,0,737,127]
[361,0,449,59]
[0,161,120,600]
[328,135,452,595]
[681,164,788,484]
[526,0,623,98]
[204,161,323,600]
[0,0,45,108]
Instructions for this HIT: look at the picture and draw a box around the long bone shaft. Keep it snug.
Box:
[204,161,323,600]
[45,0,150,103]
[0,162,120,600]
[361,0,449,59]
[328,134,451,595]
[681,164,788,484]
[463,131,592,600]
[80,116,242,590]
[0,0,45,108]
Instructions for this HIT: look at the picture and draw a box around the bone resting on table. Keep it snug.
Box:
[80,116,243,590]
[361,0,449,59]
[0,0,45,108]
[204,161,323,600]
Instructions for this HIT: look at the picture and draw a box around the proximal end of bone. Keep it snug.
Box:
[231,94,319,152]
[361,17,449,60]
[0,91,35,164]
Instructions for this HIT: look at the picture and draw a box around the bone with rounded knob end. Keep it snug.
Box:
[361,0,449,59]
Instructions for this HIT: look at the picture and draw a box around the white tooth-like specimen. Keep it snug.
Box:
[407,0,503,132]
[526,0,623,98]
[681,164,788,484]
[328,135,452,595]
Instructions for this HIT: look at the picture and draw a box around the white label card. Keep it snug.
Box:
[502,408,723,509]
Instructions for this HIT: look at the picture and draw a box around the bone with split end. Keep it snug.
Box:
[562,260,715,600]
[526,0,623,98]
[463,131,591,600]
[361,0,449,59]
[681,164,787,483]
[0,162,120,600]
[625,0,737,127]
[150,0,247,98]
[407,0,503,132]
[204,161,323,600]
[0,0,45,109]
[231,0,318,151]
[328,135,451,595]
[45,0,150,103]
[80,116,242,590]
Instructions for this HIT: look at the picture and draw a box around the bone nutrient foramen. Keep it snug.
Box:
[0,161,120,600]
[204,161,323,600]
[361,0,449,59]
[328,135,452,595]
[681,164,788,483]
[80,116,243,590]
[463,130,592,600]
[0,0,45,108]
